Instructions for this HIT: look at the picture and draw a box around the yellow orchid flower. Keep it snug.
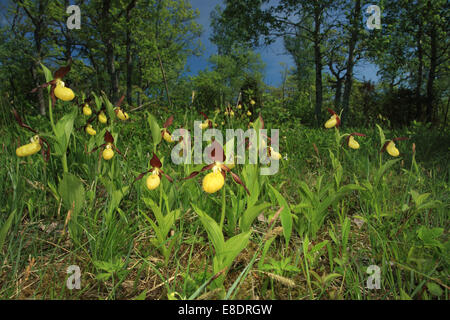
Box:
[82,104,92,116]
[85,124,97,136]
[98,111,107,124]
[54,79,75,101]
[345,133,366,150]
[115,108,129,121]
[89,131,124,161]
[268,146,282,160]
[16,135,41,157]
[31,60,75,105]
[381,137,408,157]
[324,109,341,129]
[184,142,250,195]
[161,115,174,143]
[102,144,114,160]
[386,141,399,157]
[134,153,173,190]
[113,95,129,121]
[12,109,50,161]
[199,112,212,129]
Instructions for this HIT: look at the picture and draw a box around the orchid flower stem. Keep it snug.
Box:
[219,185,226,231]
[62,153,68,173]
[159,178,163,209]
[48,99,56,134]
[49,99,69,173]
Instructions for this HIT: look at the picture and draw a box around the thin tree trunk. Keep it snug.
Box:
[426,25,437,123]
[157,51,172,108]
[313,5,323,127]
[33,2,46,115]
[125,2,135,105]
[335,78,343,109]
[105,39,118,101]
[415,20,424,120]
[342,0,361,126]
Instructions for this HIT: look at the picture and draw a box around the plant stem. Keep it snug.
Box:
[220,185,226,231]
[62,153,68,173]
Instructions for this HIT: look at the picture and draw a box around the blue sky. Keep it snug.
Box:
[186,0,380,87]
[186,0,294,86]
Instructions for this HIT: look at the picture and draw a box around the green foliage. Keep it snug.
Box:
[193,204,251,288]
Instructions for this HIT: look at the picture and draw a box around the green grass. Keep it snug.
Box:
[0,97,448,300]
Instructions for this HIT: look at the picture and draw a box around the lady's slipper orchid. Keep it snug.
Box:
[85,124,97,136]
[224,106,234,117]
[161,115,174,143]
[54,80,75,101]
[250,99,256,106]
[83,104,92,116]
[12,109,50,161]
[98,111,107,124]
[77,97,93,116]
[199,112,213,129]
[89,131,124,161]
[267,146,282,160]
[247,110,252,116]
[16,135,42,157]
[133,153,173,190]
[31,58,75,107]
[246,114,281,161]
[381,137,408,157]
[345,132,366,150]
[184,141,250,195]
[114,95,129,121]
[324,108,341,129]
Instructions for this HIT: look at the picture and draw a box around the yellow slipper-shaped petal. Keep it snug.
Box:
[324,115,337,128]
[54,81,75,101]
[116,108,129,121]
[16,136,41,157]
[348,136,360,149]
[269,147,282,160]
[102,146,114,160]
[83,105,92,116]
[162,130,173,143]
[202,171,225,194]
[386,141,399,157]
[146,174,161,190]
[86,125,97,136]
[98,111,107,124]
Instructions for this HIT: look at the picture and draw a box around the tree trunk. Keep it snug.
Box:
[105,39,118,101]
[415,20,424,120]
[34,2,46,115]
[341,0,361,126]
[334,78,343,109]
[34,44,46,115]
[126,4,133,105]
[426,25,437,123]
[313,5,323,127]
